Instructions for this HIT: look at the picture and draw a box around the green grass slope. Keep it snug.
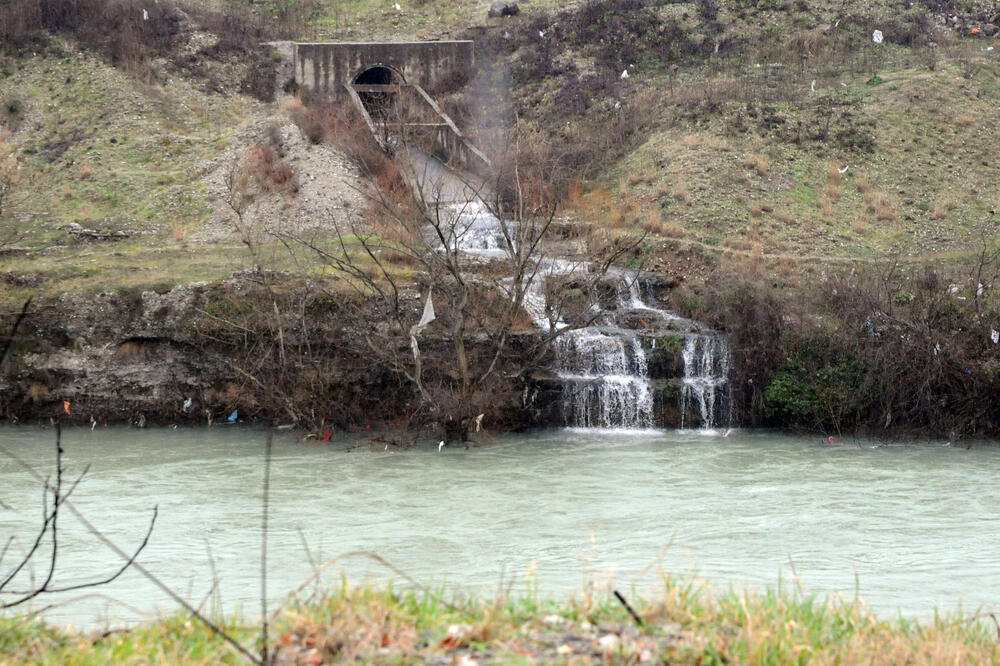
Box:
[0,37,273,302]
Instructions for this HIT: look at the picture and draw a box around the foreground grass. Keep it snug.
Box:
[3,578,999,664]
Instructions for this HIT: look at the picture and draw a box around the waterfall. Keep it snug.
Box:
[679,333,731,430]
[411,150,731,430]
[554,328,653,429]
[439,200,512,257]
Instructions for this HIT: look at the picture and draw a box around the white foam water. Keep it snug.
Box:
[679,333,731,430]
[554,328,653,428]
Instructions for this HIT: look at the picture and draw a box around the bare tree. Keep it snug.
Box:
[0,426,156,610]
[281,111,645,439]
[969,221,1000,327]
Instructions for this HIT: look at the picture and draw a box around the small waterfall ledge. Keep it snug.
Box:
[680,333,732,430]
[544,272,732,431]
[554,329,653,428]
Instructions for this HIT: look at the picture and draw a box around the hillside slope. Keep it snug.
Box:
[0,31,365,304]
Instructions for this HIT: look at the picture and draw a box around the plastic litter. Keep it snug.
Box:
[992,329,999,344]
[872,30,883,44]
[538,30,545,38]
[182,396,192,412]
[142,8,149,21]
[596,635,620,651]
[409,291,436,380]
[620,69,629,79]
[839,165,849,174]
[394,2,401,9]
[63,400,70,415]
[417,291,435,328]
[227,409,238,422]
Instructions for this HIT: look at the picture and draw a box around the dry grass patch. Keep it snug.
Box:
[817,194,834,218]
[826,161,843,188]
[954,113,976,128]
[931,197,959,220]
[566,179,585,206]
[642,210,683,237]
[853,212,872,235]
[706,136,732,152]
[825,161,843,202]
[681,134,701,150]
[864,191,898,221]
[627,168,656,187]
[571,185,615,223]
[743,153,769,177]
[773,210,796,225]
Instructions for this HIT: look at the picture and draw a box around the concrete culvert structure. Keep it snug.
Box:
[353,65,401,118]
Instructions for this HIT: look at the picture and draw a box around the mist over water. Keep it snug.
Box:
[2,427,998,629]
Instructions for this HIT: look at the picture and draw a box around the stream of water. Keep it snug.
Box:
[414,154,731,430]
[2,427,998,629]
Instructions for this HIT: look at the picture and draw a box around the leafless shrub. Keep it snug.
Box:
[0,426,155,611]
[684,240,1000,437]
[278,101,645,438]
[743,153,769,177]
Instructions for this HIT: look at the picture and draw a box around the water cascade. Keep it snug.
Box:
[554,328,653,428]
[413,151,730,429]
[679,333,731,430]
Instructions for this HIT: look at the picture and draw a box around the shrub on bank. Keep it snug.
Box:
[682,250,1000,438]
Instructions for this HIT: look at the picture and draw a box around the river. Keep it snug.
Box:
[1,427,998,629]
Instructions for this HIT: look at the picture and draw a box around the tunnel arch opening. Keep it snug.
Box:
[353,65,403,119]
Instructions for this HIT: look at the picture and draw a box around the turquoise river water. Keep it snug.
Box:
[1,427,997,629]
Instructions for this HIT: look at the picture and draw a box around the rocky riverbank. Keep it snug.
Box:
[0,270,707,434]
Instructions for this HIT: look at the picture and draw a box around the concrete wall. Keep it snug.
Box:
[294,41,474,100]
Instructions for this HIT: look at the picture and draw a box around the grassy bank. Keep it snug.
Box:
[3,578,999,664]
